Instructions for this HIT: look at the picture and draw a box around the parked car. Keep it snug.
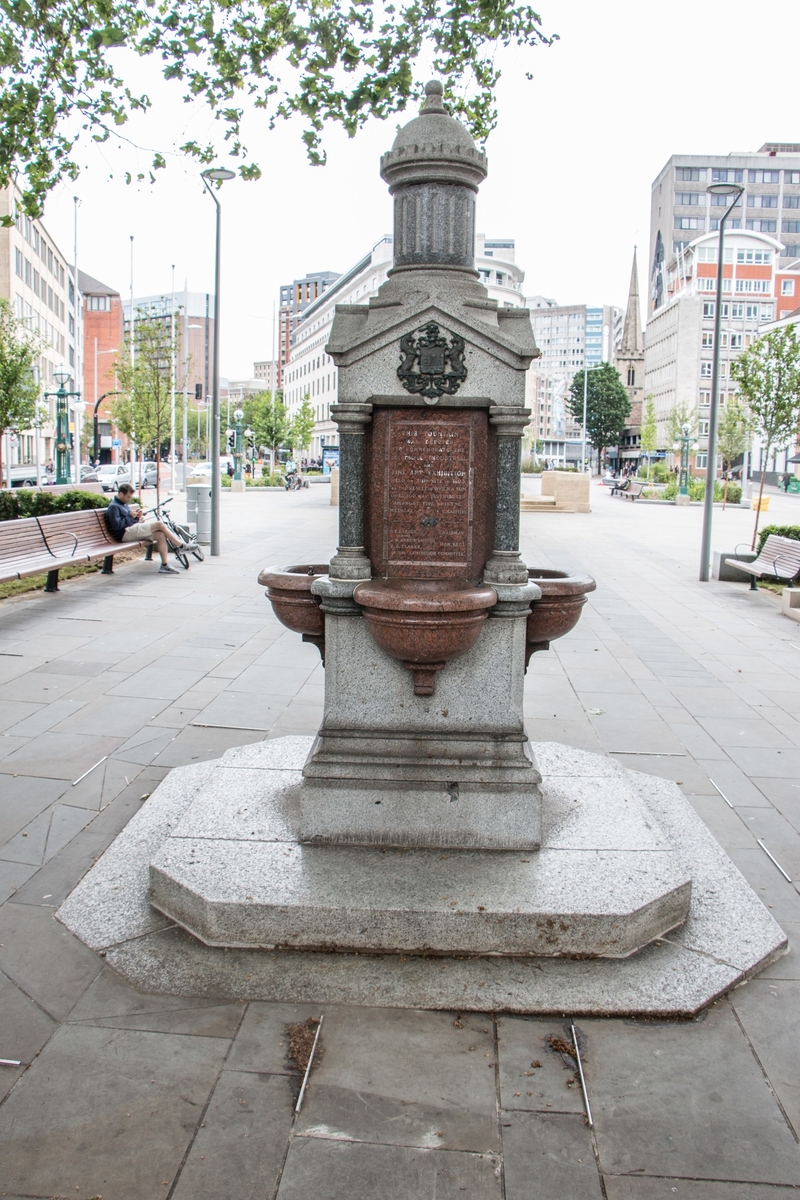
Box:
[6,464,41,488]
[97,463,132,492]
[135,462,159,489]
[80,465,99,483]
[187,461,212,480]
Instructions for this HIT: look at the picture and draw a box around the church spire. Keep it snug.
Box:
[620,247,643,355]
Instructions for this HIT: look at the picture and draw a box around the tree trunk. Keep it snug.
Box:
[0,430,4,490]
[751,446,770,550]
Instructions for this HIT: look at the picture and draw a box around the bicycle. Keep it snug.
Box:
[141,498,205,570]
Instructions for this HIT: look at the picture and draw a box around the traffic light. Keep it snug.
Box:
[195,383,202,400]
[226,430,235,451]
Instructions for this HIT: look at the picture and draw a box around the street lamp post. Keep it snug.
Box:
[244,427,254,479]
[93,392,120,463]
[232,407,244,481]
[46,367,81,485]
[673,422,699,496]
[699,182,744,581]
[201,166,236,556]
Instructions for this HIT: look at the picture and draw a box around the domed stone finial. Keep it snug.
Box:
[422,79,446,113]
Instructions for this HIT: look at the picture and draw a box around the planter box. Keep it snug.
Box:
[781,588,800,624]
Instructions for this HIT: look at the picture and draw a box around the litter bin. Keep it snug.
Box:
[187,483,212,544]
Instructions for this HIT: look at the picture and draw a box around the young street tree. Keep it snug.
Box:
[567,364,630,469]
[244,390,288,474]
[666,401,698,444]
[113,314,180,499]
[1,1,555,220]
[289,397,316,459]
[716,398,752,509]
[0,299,42,485]
[639,395,658,480]
[730,326,800,545]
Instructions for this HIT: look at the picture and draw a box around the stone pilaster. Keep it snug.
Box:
[328,402,373,582]
[483,406,531,586]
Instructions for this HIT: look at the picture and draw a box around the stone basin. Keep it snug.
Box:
[525,568,597,667]
[353,578,497,697]
[258,563,328,661]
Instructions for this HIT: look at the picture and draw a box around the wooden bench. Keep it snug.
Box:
[0,509,131,593]
[610,479,630,496]
[724,535,800,591]
[623,482,645,500]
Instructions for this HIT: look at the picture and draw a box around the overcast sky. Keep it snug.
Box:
[41,0,800,379]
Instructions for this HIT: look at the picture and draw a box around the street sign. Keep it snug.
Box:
[111,438,121,447]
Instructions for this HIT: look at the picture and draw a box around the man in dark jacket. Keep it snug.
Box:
[106,484,184,574]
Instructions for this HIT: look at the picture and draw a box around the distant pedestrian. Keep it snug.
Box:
[781,471,791,492]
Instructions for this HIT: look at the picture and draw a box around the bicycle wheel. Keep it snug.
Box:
[175,551,190,570]
[192,545,205,562]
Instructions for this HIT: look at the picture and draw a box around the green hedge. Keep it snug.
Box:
[756,525,800,554]
[661,478,742,504]
[0,489,108,523]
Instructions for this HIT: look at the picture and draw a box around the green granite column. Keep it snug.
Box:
[328,402,373,582]
[483,406,531,586]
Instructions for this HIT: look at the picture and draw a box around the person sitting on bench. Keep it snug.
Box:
[105,484,185,574]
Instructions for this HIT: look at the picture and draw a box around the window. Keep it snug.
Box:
[626,367,635,386]
[748,194,778,208]
[735,279,771,293]
[698,278,716,291]
[702,331,714,347]
[673,240,690,254]
[696,453,708,469]
[699,420,710,436]
[675,216,704,230]
[32,269,39,296]
[784,196,800,208]
[700,361,713,377]
[782,220,800,233]
[676,167,705,181]
[745,303,761,320]
[746,219,777,232]
[710,191,742,206]
[14,248,23,277]
[675,192,703,205]
[711,218,742,230]
[782,279,796,296]
[699,390,711,407]
[697,247,717,263]
[702,302,715,318]
[785,171,800,184]
[729,332,743,348]
[736,249,772,264]
[712,168,743,183]
[731,303,744,318]
[24,258,31,285]
[720,303,730,318]
[749,169,780,184]
[87,295,111,311]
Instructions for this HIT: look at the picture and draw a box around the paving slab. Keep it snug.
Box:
[730,979,800,1136]
[0,1024,229,1199]
[496,1016,586,1114]
[603,1181,800,1199]
[501,1111,603,1200]
[0,902,103,1020]
[276,1138,502,1200]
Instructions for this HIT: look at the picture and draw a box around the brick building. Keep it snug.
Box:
[79,271,124,463]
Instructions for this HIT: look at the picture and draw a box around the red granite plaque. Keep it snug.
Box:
[366,408,491,580]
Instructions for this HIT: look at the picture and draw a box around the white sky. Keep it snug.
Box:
[41,0,800,379]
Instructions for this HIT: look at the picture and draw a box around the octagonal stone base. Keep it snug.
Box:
[57,738,788,1017]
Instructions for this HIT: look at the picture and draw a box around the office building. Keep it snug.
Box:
[122,291,214,401]
[253,359,278,389]
[644,227,800,474]
[277,271,340,388]
[649,144,800,315]
[283,235,526,458]
[0,185,79,475]
[80,271,124,463]
[525,302,623,464]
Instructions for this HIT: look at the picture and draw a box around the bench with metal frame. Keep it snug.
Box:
[610,479,630,496]
[622,482,646,501]
[724,534,800,591]
[0,509,130,593]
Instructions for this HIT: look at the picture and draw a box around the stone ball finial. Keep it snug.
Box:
[380,79,487,194]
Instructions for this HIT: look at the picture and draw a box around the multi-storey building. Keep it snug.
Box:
[283,235,526,459]
[277,270,339,389]
[122,291,214,400]
[0,185,79,476]
[80,271,124,463]
[253,359,278,388]
[649,144,800,314]
[644,227,800,475]
[525,302,623,464]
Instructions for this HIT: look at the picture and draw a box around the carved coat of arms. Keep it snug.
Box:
[397,322,467,400]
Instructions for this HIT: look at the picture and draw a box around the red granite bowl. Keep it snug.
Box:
[353,578,497,696]
[258,563,328,640]
[525,568,596,666]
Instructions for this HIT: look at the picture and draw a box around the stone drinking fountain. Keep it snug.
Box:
[58,82,786,1015]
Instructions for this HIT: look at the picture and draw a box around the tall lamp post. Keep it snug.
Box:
[232,407,244,481]
[673,421,699,496]
[46,366,81,485]
[201,166,236,556]
[699,181,744,581]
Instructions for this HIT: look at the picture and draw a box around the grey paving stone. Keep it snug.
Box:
[191,690,288,730]
[0,1024,229,1199]
[758,923,800,979]
[5,697,89,736]
[108,666,209,700]
[0,969,57,1072]
[156,724,265,766]
[501,1111,603,1200]
[31,657,120,676]
[68,967,245,1038]
[227,1000,329,1074]
[604,1181,800,1199]
[0,774,71,845]
[589,718,687,755]
[10,831,121,908]
[0,859,38,904]
[725,848,800,925]
[0,670,91,703]
[725,747,800,778]
[730,979,800,1137]
[276,1138,502,1200]
[0,731,123,780]
[226,663,318,695]
[496,1016,585,1114]
[52,695,172,737]
[584,1003,800,1185]
[296,1007,499,1154]
[171,1070,292,1199]
[67,756,147,812]
[113,726,178,765]
[0,901,102,1020]
[0,700,44,733]
[696,717,795,749]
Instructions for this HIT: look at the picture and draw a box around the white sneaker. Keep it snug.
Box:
[159,563,180,574]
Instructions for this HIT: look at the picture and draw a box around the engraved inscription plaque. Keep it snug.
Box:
[366,408,490,580]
